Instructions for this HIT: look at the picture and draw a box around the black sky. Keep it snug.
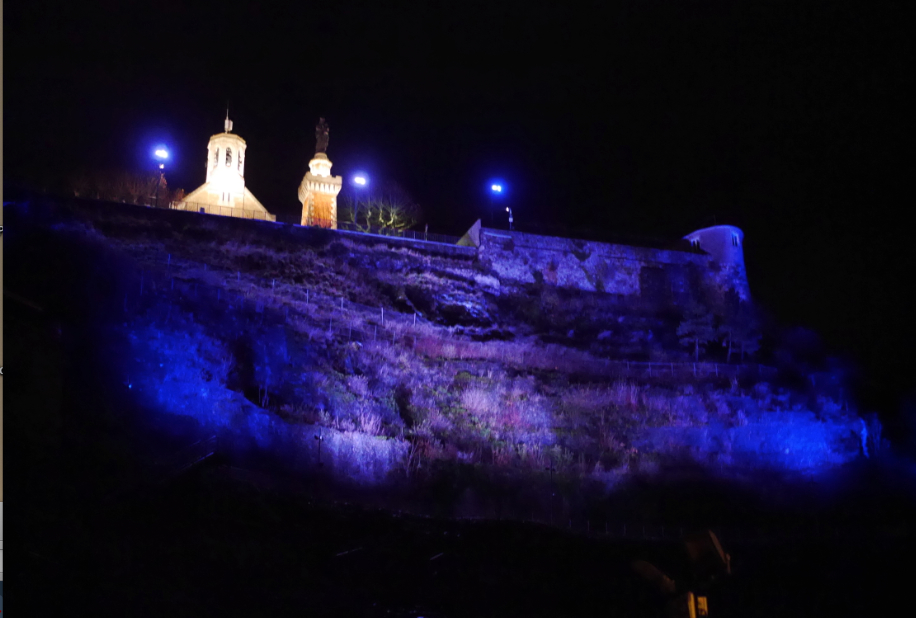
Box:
[5,1,913,422]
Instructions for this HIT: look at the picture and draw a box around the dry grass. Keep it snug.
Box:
[348,375,370,398]
[356,410,383,436]
[461,387,497,417]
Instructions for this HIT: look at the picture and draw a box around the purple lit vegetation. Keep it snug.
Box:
[13,199,877,497]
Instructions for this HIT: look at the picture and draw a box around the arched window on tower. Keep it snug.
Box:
[212,148,219,168]
[732,234,739,247]
[226,147,232,167]
[238,151,244,173]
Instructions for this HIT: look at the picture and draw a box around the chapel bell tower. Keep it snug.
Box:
[205,111,248,206]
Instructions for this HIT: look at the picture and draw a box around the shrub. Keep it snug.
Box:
[609,381,640,410]
[560,386,613,416]
[492,442,515,467]
[356,410,383,435]
[426,408,454,434]
[706,391,732,418]
[348,375,370,398]
[461,387,496,417]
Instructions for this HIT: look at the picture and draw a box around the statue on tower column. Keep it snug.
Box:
[315,117,330,153]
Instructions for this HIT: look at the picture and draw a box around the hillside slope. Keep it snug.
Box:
[5,196,871,523]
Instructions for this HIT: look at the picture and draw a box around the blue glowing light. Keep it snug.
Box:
[350,172,370,189]
[154,148,169,160]
[491,184,503,193]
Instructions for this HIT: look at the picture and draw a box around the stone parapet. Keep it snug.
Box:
[477,227,738,313]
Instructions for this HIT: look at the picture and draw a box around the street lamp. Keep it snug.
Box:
[506,206,514,231]
[153,147,169,208]
[348,173,370,230]
[488,181,504,226]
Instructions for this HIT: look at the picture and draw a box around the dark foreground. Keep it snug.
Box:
[12,454,913,618]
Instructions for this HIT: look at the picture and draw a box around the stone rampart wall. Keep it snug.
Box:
[478,228,717,311]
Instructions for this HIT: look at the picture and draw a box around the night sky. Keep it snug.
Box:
[5,2,912,425]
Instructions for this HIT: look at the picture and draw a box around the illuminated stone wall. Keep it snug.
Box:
[477,227,748,313]
[311,193,336,227]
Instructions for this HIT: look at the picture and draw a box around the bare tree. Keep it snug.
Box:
[339,180,422,232]
[677,301,717,362]
[124,172,153,204]
[170,187,187,205]
[67,169,170,205]
[718,300,762,362]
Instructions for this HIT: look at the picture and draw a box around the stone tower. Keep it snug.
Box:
[683,225,751,302]
[298,118,342,228]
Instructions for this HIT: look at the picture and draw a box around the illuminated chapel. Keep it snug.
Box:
[176,113,276,222]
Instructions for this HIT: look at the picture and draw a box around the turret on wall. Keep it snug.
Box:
[683,225,751,303]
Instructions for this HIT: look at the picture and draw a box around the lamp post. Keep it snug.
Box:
[506,206,514,231]
[314,429,325,467]
[349,173,369,230]
[153,148,169,208]
[489,182,503,226]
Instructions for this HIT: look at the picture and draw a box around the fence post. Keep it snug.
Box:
[381,307,385,324]
[340,297,344,310]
